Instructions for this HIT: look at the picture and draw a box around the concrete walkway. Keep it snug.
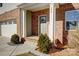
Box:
[0,36,48,56]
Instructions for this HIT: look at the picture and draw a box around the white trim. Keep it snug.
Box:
[38,16,40,35]
[48,3,56,42]
[53,4,56,44]
[22,9,27,37]
[18,3,49,12]
[22,10,24,37]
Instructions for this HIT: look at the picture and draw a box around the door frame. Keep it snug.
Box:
[38,14,48,35]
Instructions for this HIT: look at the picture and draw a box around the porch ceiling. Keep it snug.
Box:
[18,3,49,11]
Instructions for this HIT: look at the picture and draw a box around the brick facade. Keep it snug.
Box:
[0,8,49,36]
[0,8,21,36]
[0,8,20,21]
[32,9,49,35]
[0,4,79,48]
[56,3,79,47]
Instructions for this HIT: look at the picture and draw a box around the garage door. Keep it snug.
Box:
[1,20,17,37]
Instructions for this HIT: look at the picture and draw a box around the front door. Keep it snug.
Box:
[39,15,47,34]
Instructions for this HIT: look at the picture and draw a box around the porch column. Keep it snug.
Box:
[22,9,27,37]
[48,3,56,42]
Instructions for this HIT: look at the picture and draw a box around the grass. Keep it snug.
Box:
[16,52,37,56]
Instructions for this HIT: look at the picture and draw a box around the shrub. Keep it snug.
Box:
[20,37,26,44]
[11,34,19,44]
[37,34,51,54]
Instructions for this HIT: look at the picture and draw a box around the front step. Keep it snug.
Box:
[26,36,39,43]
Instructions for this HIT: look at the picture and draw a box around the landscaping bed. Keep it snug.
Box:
[49,48,79,56]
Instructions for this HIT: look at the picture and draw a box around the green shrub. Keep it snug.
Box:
[37,34,51,54]
[11,34,19,44]
[20,37,26,44]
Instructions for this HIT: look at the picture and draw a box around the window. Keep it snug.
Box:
[65,10,79,31]
[66,21,77,30]
[1,22,7,25]
[12,20,16,24]
[8,21,12,24]
[5,22,7,25]
[40,16,46,23]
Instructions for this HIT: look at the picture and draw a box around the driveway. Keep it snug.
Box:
[0,36,48,56]
[0,36,37,56]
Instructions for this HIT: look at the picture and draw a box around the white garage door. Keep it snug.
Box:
[1,20,17,37]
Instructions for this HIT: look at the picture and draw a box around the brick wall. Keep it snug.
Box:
[56,3,79,47]
[0,8,21,36]
[32,9,49,35]
[0,8,20,21]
